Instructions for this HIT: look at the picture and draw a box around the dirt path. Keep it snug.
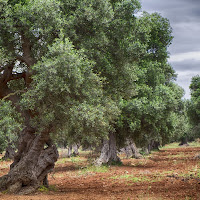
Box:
[1,145,200,199]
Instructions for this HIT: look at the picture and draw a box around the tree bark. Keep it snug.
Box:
[72,143,80,157]
[0,127,59,194]
[95,132,121,166]
[2,144,15,161]
[0,32,59,194]
[67,145,72,157]
[179,137,189,146]
[122,140,142,159]
[148,140,160,153]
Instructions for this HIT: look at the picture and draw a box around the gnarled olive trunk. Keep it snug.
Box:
[122,140,142,159]
[95,132,121,166]
[72,143,80,157]
[67,145,73,157]
[179,137,189,146]
[67,143,80,157]
[143,140,160,155]
[148,140,160,153]
[0,127,58,194]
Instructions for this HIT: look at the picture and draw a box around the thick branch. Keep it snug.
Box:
[0,66,5,73]
[2,90,24,101]
[20,33,36,86]
[16,55,31,67]
[21,32,35,67]
[0,63,14,83]
[10,72,26,81]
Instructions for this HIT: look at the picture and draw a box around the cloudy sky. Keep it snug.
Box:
[140,0,200,99]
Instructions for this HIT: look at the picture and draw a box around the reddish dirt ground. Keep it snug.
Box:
[1,145,200,200]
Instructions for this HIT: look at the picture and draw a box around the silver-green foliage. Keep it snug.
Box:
[0,100,22,153]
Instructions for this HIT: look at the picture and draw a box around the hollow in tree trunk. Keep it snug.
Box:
[95,132,121,166]
[0,127,59,194]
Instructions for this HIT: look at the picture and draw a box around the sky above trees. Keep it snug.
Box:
[140,0,200,99]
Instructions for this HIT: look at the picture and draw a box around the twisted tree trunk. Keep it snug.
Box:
[0,31,59,194]
[148,140,160,153]
[67,143,80,157]
[0,127,58,194]
[0,72,59,194]
[179,137,189,146]
[123,140,142,159]
[67,145,73,157]
[95,132,121,166]
[72,143,80,157]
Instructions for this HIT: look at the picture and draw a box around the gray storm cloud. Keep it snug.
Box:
[141,0,200,99]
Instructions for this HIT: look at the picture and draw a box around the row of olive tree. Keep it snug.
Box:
[186,75,200,140]
[0,0,185,194]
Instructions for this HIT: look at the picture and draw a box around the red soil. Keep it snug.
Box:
[1,146,200,200]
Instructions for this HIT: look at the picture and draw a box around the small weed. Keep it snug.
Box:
[1,190,8,194]
[48,185,57,192]
[38,185,49,192]
[185,197,192,200]
[139,150,149,156]
[38,185,57,192]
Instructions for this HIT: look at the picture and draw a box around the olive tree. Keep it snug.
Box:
[0,0,116,194]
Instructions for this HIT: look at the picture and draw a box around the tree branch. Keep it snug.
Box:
[0,66,5,73]
[2,90,25,101]
[10,72,26,81]
[16,55,31,67]
[21,32,36,67]
[0,63,14,83]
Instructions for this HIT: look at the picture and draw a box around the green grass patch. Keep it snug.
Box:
[110,174,162,183]
[79,165,109,175]
[56,158,68,165]
[161,141,200,149]
[161,143,180,149]
[167,153,188,159]
[70,156,85,163]
[38,185,57,192]
[1,190,8,194]
[56,156,86,165]
[189,141,200,147]
[38,185,49,192]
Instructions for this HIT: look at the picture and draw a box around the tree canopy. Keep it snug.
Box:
[0,0,186,194]
[186,75,200,138]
